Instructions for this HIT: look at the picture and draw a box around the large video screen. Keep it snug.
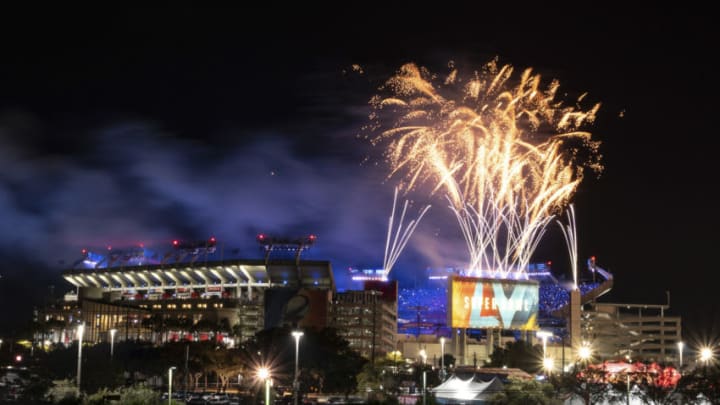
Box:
[449,276,539,330]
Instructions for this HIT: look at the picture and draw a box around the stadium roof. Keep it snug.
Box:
[62,259,334,292]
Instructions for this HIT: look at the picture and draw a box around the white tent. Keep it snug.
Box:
[432,375,504,404]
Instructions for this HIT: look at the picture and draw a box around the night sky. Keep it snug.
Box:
[1,5,718,340]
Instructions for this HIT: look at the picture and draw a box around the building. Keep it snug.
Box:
[582,301,682,363]
[39,258,334,345]
[330,281,398,360]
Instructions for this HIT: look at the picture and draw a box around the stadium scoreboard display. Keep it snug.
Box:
[449,276,539,330]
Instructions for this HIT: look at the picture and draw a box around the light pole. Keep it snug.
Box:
[677,341,684,368]
[292,331,304,405]
[440,337,446,380]
[419,349,427,405]
[76,323,85,397]
[168,366,176,405]
[258,367,271,405]
[537,330,553,373]
[626,373,631,405]
[110,329,117,359]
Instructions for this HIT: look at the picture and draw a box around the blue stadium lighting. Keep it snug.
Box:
[351,275,388,281]
[397,262,611,336]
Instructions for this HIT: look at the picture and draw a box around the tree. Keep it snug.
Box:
[442,354,456,369]
[45,379,78,404]
[486,340,543,374]
[549,368,610,405]
[490,377,560,405]
[356,359,403,401]
[117,385,162,405]
[675,368,720,404]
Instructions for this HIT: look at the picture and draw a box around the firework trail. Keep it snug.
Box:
[369,59,601,277]
[383,187,431,278]
[557,203,579,289]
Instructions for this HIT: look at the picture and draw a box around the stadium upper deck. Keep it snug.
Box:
[62,258,335,299]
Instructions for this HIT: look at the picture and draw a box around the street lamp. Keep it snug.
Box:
[419,350,427,405]
[577,342,592,369]
[76,323,85,397]
[168,366,177,405]
[677,341,684,368]
[258,367,271,405]
[543,357,555,375]
[110,329,117,359]
[700,346,713,373]
[440,337,446,380]
[536,330,553,370]
[292,330,304,405]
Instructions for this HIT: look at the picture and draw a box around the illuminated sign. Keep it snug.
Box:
[449,276,538,330]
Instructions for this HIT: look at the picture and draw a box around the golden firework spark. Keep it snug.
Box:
[370,59,601,277]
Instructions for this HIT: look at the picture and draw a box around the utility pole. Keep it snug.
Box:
[185,344,190,394]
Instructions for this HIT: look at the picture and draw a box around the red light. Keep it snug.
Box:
[15,355,21,362]
[81,249,87,255]
[209,237,216,243]
[591,256,596,261]
[309,234,316,240]
[258,234,265,240]
[547,261,552,266]
[107,245,112,251]
[172,240,179,246]
[139,243,144,248]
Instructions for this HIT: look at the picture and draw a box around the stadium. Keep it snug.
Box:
[38,233,682,370]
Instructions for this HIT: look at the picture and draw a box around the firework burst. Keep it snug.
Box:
[369,59,601,277]
[558,203,579,289]
[383,187,431,278]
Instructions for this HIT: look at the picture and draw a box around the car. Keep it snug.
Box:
[207,393,230,404]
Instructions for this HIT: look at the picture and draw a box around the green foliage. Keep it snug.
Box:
[84,388,113,405]
[442,354,455,368]
[486,340,543,374]
[490,377,560,405]
[117,385,162,405]
[46,379,78,404]
[675,368,720,404]
[549,369,610,405]
[57,396,83,405]
[294,327,368,395]
[18,374,52,403]
[356,360,404,400]
[18,327,369,400]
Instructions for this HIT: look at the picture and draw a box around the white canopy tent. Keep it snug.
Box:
[432,375,504,404]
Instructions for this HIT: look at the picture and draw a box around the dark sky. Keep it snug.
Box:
[1,5,718,339]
